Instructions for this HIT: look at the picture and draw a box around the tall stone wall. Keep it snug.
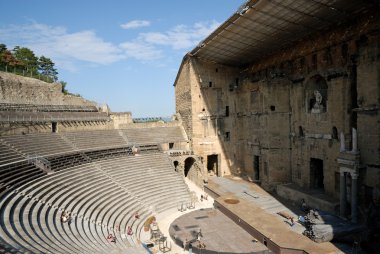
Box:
[175,13,380,198]
[110,112,133,129]
[175,59,194,142]
[356,33,380,189]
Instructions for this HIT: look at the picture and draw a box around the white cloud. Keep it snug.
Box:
[139,21,220,50]
[119,41,162,61]
[121,20,150,29]
[0,22,123,70]
[0,19,221,71]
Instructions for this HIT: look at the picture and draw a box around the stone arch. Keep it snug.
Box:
[305,74,328,113]
[184,157,195,177]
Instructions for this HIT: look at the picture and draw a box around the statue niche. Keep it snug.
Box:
[311,90,324,113]
[307,75,327,113]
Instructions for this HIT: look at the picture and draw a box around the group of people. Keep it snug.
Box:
[107,234,117,243]
[200,193,208,202]
[59,208,142,244]
[60,210,141,243]
[183,228,205,253]
[60,210,71,224]
[106,225,133,243]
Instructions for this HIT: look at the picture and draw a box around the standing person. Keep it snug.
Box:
[183,238,187,252]
[290,217,294,227]
[127,226,133,235]
[197,228,202,240]
[189,242,193,254]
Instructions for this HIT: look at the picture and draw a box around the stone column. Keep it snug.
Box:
[340,171,347,217]
[351,172,358,223]
[352,128,358,153]
[340,132,345,152]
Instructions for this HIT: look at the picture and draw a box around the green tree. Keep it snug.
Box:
[0,44,23,70]
[0,44,6,54]
[38,56,58,81]
[60,80,68,94]
[12,46,38,74]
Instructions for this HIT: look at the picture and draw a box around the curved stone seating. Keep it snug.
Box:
[1,133,74,157]
[95,153,191,212]
[60,130,128,151]
[0,152,188,253]
[0,103,98,113]
[121,126,187,145]
[0,143,25,165]
[0,162,45,194]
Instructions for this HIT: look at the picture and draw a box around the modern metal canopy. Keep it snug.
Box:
[189,0,377,67]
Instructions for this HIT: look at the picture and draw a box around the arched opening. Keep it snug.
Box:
[184,157,195,177]
[173,161,179,172]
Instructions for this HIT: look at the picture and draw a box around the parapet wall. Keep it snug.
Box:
[119,121,180,129]
[0,71,96,107]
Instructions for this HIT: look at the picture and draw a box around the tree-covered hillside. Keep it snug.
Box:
[0,43,70,94]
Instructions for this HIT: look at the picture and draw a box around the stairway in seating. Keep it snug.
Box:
[118,129,129,144]
[81,152,153,215]
[59,132,80,151]
[0,138,28,158]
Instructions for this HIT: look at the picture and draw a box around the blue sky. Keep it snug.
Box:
[0,1,243,117]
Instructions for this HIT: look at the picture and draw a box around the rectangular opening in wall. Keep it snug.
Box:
[224,131,230,141]
[310,158,324,190]
[207,154,218,176]
[225,106,229,117]
[52,122,57,133]
[335,172,340,192]
[254,155,260,181]
[169,142,174,149]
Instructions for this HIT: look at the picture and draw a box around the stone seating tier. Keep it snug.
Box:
[0,110,110,123]
[0,152,190,253]
[122,126,187,145]
[0,102,98,112]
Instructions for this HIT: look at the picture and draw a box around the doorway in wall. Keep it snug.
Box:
[184,157,195,177]
[52,122,57,133]
[173,161,179,172]
[207,154,218,176]
[310,158,324,190]
[254,155,260,181]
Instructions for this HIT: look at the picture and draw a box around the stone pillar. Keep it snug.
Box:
[351,172,358,223]
[340,132,345,152]
[340,171,347,217]
[352,128,357,153]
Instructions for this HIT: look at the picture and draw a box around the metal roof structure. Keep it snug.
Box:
[189,0,378,67]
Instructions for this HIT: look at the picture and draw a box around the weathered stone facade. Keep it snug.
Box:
[175,9,380,213]
[0,72,96,106]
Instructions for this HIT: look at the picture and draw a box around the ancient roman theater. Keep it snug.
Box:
[0,1,379,253]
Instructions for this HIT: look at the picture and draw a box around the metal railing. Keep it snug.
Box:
[27,155,52,172]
